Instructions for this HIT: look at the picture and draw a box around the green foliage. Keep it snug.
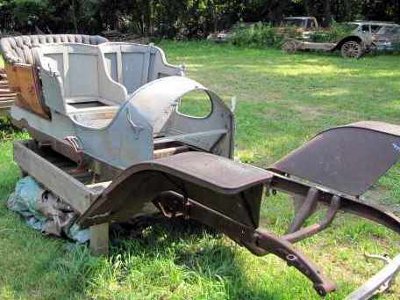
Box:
[230,22,300,48]
[0,1,399,38]
[309,23,358,43]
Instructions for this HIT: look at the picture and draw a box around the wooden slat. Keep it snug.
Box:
[0,73,15,114]
[153,145,189,159]
[13,140,114,256]
[13,141,94,214]
[0,98,14,109]
[0,94,16,99]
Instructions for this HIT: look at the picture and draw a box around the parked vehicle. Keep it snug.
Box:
[282,16,319,40]
[374,24,400,51]
[282,16,319,30]
[207,29,232,43]
[282,22,373,58]
[350,21,397,35]
[349,21,400,51]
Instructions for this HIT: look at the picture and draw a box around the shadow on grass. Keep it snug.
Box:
[108,217,278,299]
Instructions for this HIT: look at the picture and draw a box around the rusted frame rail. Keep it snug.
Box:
[270,174,400,237]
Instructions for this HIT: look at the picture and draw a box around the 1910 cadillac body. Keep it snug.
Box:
[1,34,400,297]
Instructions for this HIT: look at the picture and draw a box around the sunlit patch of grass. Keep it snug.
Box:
[176,90,213,118]
[0,41,400,299]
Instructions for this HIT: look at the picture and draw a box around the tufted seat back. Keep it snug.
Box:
[0,34,108,65]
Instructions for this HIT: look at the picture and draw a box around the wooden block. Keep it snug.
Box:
[90,223,109,256]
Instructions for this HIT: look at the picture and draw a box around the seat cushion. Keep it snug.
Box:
[0,34,108,65]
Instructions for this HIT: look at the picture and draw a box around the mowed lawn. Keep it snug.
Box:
[1,42,400,299]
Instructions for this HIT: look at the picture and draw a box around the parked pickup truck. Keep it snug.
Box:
[282,16,319,40]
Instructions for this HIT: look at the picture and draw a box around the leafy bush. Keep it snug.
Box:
[229,22,300,48]
[309,23,358,43]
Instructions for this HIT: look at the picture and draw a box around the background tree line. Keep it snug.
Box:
[0,0,399,37]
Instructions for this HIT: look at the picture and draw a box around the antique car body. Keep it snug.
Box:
[1,35,400,297]
[282,16,319,29]
[282,16,319,40]
[282,22,374,58]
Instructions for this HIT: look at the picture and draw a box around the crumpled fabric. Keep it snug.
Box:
[7,176,89,243]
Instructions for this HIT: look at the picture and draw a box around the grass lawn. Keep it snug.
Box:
[1,42,400,299]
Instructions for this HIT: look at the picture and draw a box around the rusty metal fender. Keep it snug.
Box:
[270,121,400,196]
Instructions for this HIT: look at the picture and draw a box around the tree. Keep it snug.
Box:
[1,0,400,37]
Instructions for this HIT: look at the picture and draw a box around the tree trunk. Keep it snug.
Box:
[71,0,78,33]
[322,0,331,27]
[396,0,400,23]
[304,0,310,15]
[343,0,351,21]
[266,0,289,24]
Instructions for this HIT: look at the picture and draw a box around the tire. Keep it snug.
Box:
[341,40,363,58]
[282,40,298,54]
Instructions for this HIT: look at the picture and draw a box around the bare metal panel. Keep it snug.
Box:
[68,53,99,97]
[104,53,118,82]
[270,121,400,196]
[121,52,145,93]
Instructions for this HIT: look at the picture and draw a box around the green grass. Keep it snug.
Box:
[0,55,4,68]
[1,42,400,299]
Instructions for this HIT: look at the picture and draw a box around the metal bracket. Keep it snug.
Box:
[126,109,144,139]
[63,135,85,169]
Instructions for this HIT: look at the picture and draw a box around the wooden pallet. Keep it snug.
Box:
[0,69,16,115]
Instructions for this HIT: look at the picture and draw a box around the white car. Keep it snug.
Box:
[349,21,400,51]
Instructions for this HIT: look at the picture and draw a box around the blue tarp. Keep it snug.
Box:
[8,176,89,243]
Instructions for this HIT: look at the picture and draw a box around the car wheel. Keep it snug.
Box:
[341,40,363,58]
[282,40,298,53]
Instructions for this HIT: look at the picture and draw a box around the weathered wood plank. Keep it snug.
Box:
[0,75,15,114]
[90,223,109,255]
[14,140,113,256]
[5,63,49,118]
[0,98,14,107]
[13,140,93,214]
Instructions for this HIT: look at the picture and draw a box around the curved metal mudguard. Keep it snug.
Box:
[77,152,271,227]
[270,121,400,196]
